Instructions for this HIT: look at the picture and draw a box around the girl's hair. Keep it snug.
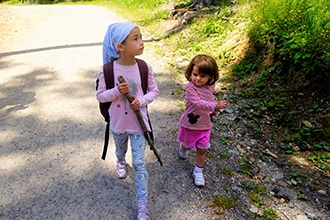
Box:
[185,54,219,85]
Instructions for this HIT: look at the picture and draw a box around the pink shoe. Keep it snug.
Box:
[115,161,127,179]
[137,204,150,220]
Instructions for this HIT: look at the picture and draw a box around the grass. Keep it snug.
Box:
[262,208,278,220]
[249,0,330,76]
[209,195,236,215]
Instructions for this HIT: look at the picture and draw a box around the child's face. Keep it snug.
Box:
[121,27,144,57]
[190,65,210,87]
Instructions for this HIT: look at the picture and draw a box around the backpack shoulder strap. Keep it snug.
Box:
[136,58,154,142]
[104,60,147,92]
[103,61,115,90]
[100,61,114,160]
[136,58,148,94]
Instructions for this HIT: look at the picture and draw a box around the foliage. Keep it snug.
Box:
[209,195,236,215]
[100,0,168,24]
[227,0,330,168]
[308,151,330,171]
[173,0,194,8]
[166,1,247,66]
[262,208,278,220]
[249,0,330,79]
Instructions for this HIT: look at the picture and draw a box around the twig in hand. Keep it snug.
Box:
[118,75,163,166]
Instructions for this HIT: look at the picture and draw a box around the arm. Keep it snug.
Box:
[186,83,217,112]
[96,69,122,103]
[136,63,159,107]
[215,100,228,110]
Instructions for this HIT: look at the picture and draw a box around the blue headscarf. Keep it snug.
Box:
[102,22,137,64]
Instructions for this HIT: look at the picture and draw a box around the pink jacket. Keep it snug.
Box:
[96,61,159,133]
[179,81,217,130]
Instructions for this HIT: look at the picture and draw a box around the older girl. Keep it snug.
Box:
[97,22,159,220]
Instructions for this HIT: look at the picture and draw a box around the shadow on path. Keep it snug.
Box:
[0,42,102,58]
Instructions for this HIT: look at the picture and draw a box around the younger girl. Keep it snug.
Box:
[97,22,159,220]
[177,54,228,187]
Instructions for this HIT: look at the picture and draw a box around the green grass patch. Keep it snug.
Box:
[209,195,236,215]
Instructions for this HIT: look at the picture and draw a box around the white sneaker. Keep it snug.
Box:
[193,170,205,187]
[179,144,188,159]
[115,161,127,179]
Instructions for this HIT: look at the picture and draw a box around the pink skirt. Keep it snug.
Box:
[177,126,211,150]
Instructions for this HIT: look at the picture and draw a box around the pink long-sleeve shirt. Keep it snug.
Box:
[179,81,217,130]
[96,61,159,133]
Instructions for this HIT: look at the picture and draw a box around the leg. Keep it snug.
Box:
[112,132,128,163]
[179,143,189,159]
[130,133,148,204]
[177,126,192,159]
[195,129,211,168]
[130,133,150,220]
[193,147,207,187]
[112,132,128,179]
[196,147,206,168]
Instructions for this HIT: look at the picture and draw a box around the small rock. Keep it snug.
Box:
[225,108,233,114]
[249,205,258,213]
[228,149,239,155]
[271,171,284,180]
[317,190,327,195]
[306,212,319,220]
[221,132,229,138]
[292,145,300,151]
[32,208,39,215]
[236,145,246,154]
[290,178,298,186]
[302,120,312,128]
[296,214,309,220]
[288,202,295,208]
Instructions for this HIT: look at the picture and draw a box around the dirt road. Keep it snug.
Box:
[0,5,215,220]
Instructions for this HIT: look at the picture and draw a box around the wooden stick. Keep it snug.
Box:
[118,76,163,166]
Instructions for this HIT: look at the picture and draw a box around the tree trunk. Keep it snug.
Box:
[169,0,219,24]
[188,0,218,9]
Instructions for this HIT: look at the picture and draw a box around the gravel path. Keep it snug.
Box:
[0,5,216,220]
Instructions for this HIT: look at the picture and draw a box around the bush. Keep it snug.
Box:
[249,0,330,79]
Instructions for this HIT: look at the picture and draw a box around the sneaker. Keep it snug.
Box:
[115,161,127,179]
[193,170,205,187]
[179,144,188,159]
[137,204,150,220]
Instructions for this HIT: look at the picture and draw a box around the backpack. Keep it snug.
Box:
[96,58,152,160]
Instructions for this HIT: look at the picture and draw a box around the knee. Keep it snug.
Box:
[133,159,146,171]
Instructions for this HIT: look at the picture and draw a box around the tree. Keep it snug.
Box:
[169,0,219,25]
[187,0,219,9]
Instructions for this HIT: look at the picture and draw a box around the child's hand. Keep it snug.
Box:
[216,100,228,110]
[118,81,130,94]
[130,96,141,111]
